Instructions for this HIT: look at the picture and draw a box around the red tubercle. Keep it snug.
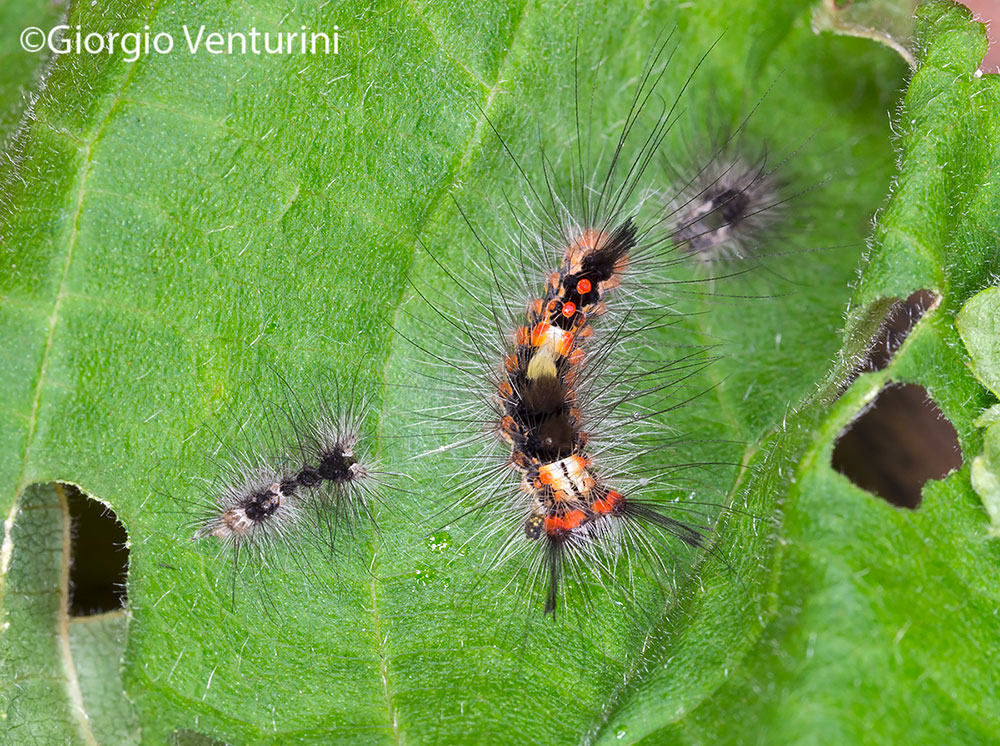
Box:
[544,509,587,536]
[530,322,549,347]
[561,302,577,318]
[557,332,574,357]
[576,278,592,294]
[591,490,624,515]
[563,509,586,530]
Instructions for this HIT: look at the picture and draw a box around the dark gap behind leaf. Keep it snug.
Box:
[67,485,129,616]
[831,383,962,509]
[861,289,939,372]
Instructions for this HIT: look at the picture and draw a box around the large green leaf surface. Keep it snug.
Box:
[2,0,996,743]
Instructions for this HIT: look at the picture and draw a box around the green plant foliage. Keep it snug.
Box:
[958,286,1000,397]
[0,0,65,140]
[958,289,1000,536]
[1,0,996,743]
[811,0,922,65]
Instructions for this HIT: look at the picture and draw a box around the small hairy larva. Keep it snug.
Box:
[189,376,388,591]
[662,98,821,264]
[666,145,785,261]
[193,455,303,549]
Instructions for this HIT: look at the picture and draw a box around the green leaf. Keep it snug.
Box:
[969,407,1000,537]
[811,0,921,66]
[0,0,66,142]
[0,483,137,745]
[69,611,141,745]
[958,289,1000,536]
[2,0,994,744]
[958,286,1000,397]
[606,1,999,743]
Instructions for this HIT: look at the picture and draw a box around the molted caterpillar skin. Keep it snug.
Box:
[194,457,304,549]
[287,389,378,530]
[662,99,818,265]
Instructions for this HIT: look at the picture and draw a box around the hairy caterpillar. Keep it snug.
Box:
[667,143,785,262]
[189,377,385,587]
[498,220,711,613]
[402,35,755,615]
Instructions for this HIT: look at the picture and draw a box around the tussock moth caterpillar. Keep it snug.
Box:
[403,34,748,615]
[188,375,388,589]
[662,98,827,264]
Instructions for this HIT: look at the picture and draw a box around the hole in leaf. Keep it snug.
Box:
[861,289,939,372]
[831,383,961,509]
[67,484,129,616]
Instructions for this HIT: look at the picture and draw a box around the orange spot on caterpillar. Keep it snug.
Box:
[561,302,577,318]
[500,415,519,433]
[515,326,529,346]
[544,509,587,536]
[592,490,624,514]
[531,322,551,347]
[504,354,518,372]
[557,332,574,357]
[576,278,592,294]
[543,515,560,535]
[569,347,585,365]
[511,451,531,471]
[563,509,585,530]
